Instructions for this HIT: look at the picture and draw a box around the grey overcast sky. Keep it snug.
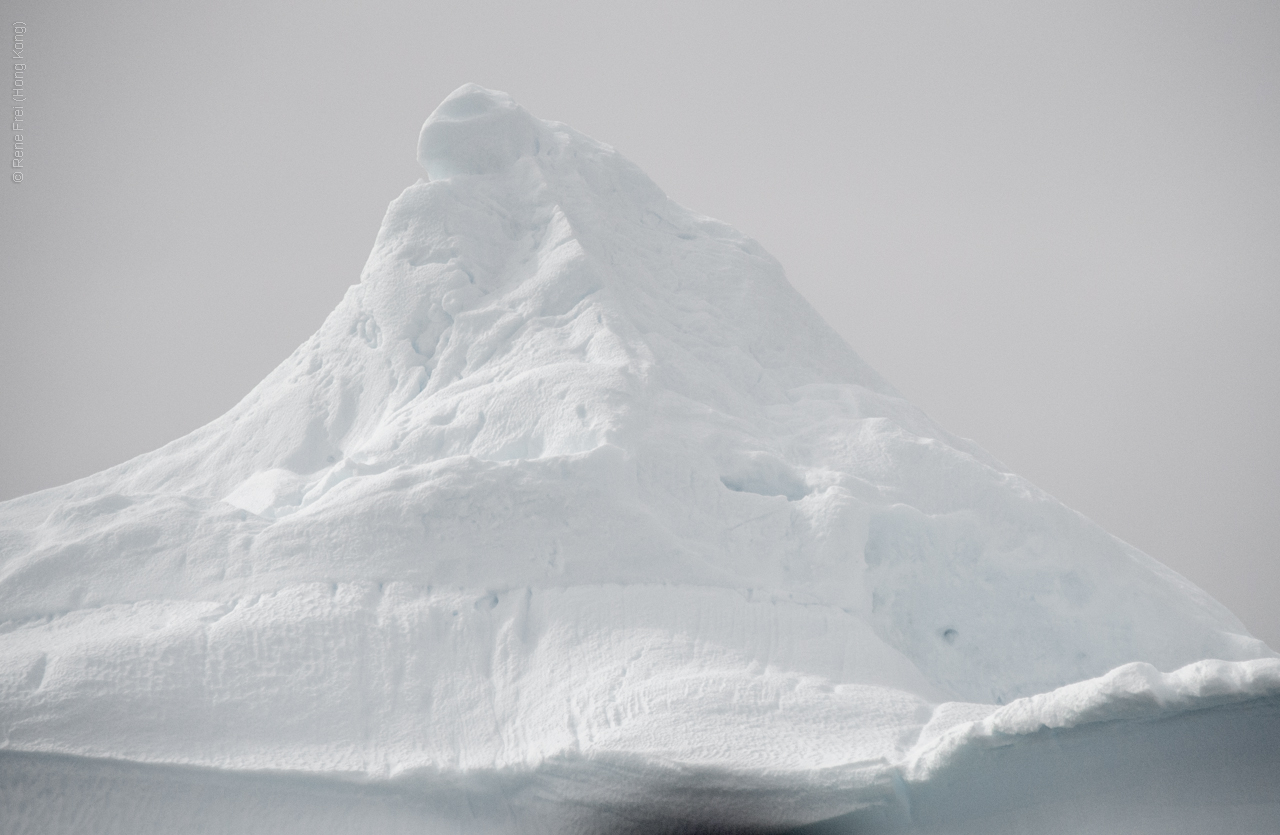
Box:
[1,1,1277,647]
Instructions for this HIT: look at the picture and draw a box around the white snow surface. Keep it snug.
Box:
[2,85,1277,833]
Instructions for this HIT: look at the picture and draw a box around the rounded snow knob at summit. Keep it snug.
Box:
[417,85,543,179]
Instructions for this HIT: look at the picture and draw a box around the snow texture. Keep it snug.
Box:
[1,84,1277,833]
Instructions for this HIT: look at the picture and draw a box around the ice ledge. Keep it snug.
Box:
[905,655,1280,781]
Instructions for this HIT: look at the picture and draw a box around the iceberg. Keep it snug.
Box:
[1,85,1277,834]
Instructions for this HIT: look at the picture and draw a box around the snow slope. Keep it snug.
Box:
[1,85,1277,833]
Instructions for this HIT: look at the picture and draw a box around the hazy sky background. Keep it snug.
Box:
[2,1,1277,647]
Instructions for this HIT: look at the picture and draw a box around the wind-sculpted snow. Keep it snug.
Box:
[1,84,1276,833]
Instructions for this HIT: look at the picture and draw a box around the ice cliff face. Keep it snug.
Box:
[1,85,1276,834]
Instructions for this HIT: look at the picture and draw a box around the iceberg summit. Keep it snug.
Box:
[1,85,1277,834]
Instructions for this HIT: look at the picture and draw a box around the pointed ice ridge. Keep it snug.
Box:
[1,85,1276,833]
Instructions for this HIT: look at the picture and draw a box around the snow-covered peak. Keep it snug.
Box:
[0,88,1274,830]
